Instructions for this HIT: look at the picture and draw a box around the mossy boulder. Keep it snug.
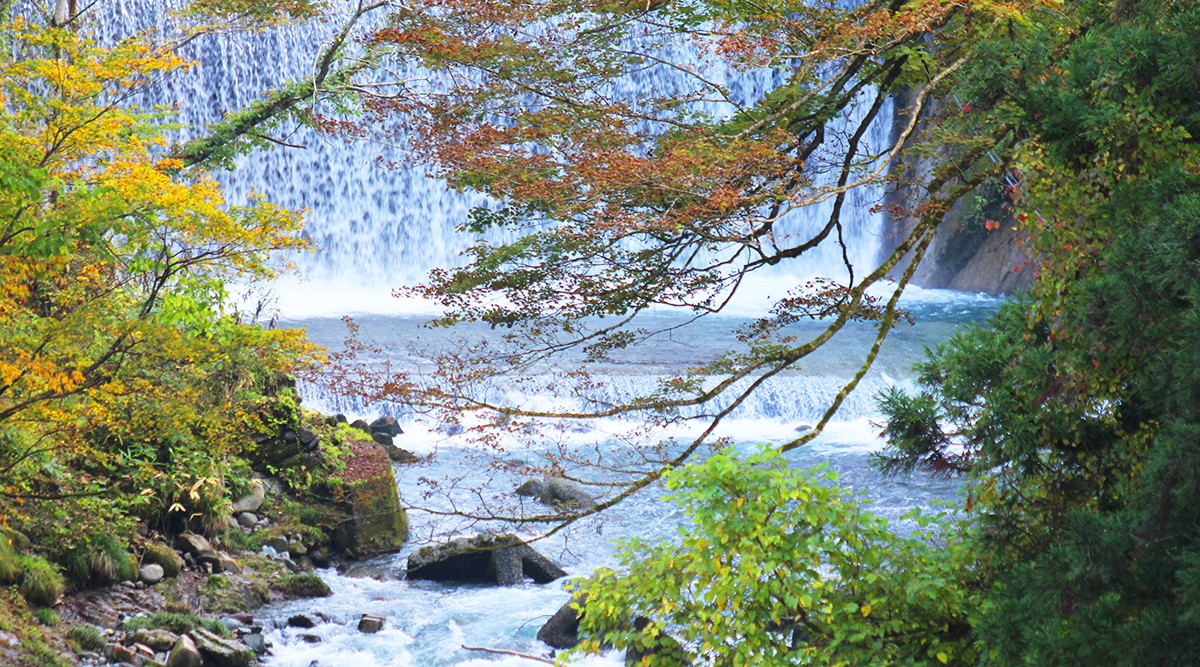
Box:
[142,542,184,578]
[274,573,332,598]
[331,440,408,559]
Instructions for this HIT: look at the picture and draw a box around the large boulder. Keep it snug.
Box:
[541,476,596,509]
[142,542,184,578]
[331,440,409,558]
[538,592,587,649]
[406,532,566,585]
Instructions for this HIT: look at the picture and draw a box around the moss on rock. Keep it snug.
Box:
[274,573,332,598]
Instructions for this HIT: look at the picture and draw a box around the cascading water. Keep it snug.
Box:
[82,3,1002,665]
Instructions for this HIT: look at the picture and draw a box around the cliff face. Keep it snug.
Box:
[883,89,1033,297]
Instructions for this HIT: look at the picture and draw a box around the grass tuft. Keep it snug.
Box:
[17,555,64,607]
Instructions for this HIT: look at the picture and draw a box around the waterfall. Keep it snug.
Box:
[87,1,892,318]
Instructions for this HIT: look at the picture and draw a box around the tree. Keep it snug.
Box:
[322,0,1054,528]
[571,449,980,666]
[0,17,316,536]
[877,0,1200,663]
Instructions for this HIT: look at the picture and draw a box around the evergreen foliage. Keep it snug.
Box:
[878,0,1200,663]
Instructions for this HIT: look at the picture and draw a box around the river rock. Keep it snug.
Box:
[103,643,136,664]
[370,416,403,437]
[541,476,596,509]
[166,635,202,667]
[371,431,394,448]
[236,512,258,528]
[263,535,290,554]
[130,628,179,652]
[537,592,587,649]
[515,479,543,497]
[175,534,220,571]
[299,426,319,449]
[288,615,317,629]
[217,551,243,574]
[350,419,372,435]
[358,615,385,633]
[231,480,266,513]
[138,564,164,585]
[242,632,268,655]
[406,532,566,585]
[190,626,254,667]
[325,413,349,427]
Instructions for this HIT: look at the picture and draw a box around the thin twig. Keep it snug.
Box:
[460,644,555,664]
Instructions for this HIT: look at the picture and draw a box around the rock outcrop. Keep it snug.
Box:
[330,439,409,559]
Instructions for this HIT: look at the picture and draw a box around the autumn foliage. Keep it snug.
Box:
[0,19,316,544]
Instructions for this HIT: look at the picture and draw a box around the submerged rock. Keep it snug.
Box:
[358,615,385,634]
[540,476,596,509]
[515,479,543,498]
[406,532,566,585]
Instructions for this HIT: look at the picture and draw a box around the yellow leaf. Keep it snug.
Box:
[861,604,872,617]
[937,652,948,664]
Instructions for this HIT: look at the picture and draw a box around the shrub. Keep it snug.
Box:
[67,625,107,651]
[275,573,332,598]
[17,555,64,607]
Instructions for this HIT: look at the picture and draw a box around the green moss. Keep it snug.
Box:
[141,542,183,578]
[17,555,63,607]
[275,573,332,598]
[347,474,409,555]
[122,612,230,637]
[32,608,57,626]
[66,625,106,651]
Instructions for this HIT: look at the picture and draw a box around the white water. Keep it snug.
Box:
[77,2,1004,664]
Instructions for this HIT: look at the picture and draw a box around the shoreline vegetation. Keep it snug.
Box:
[0,380,413,667]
